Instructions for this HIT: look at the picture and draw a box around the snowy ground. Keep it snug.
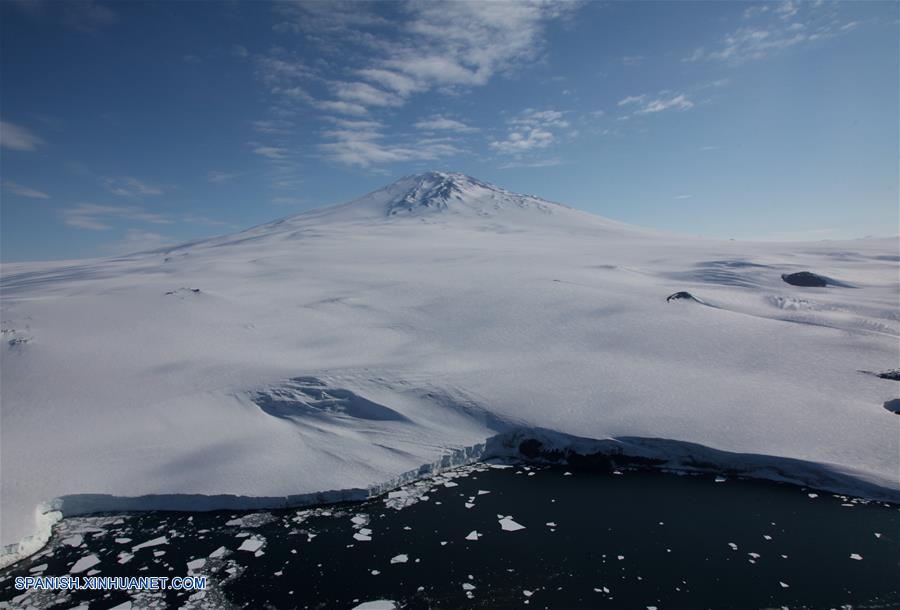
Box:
[2,172,898,566]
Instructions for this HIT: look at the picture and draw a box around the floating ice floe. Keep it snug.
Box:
[352,602,396,610]
[499,517,526,532]
[353,528,373,542]
[62,535,83,547]
[390,554,408,564]
[237,537,264,553]
[131,536,167,552]
[849,553,863,560]
[465,531,482,541]
[69,554,100,574]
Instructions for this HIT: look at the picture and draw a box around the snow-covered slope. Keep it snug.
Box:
[2,172,898,566]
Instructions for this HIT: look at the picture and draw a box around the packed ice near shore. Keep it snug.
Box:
[1,172,898,566]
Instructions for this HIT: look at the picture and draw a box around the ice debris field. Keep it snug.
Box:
[1,172,898,566]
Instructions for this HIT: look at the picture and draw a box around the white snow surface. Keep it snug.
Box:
[2,171,898,564]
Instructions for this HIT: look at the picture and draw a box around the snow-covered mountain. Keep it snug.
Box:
[2,172,898,566]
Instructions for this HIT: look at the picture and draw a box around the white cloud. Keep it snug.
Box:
[674,194,693,200]
[2,180,49,199]
[253,2,578,169]
[618,93,694,116]
[265,1,576,115]
[101,177,163,197]
[252,146,289,160]
[492,109,571,154]
[251,119,294,134]
[331,81,403,107]
[0,120,43,151]
[635,93,694,114]
[314,100,368,116]
[685,1,845,63]
[491,128,555,154]
[618,95,646,106]
[232,44,249,58]
[356,68,421,96]
[491,109,570,155]
[255,55,315,89]
[414,116,479,133]
[62,204,173,231]
[183,54,202,65]
[498,157,564,169]
[621,55,644,66]
[320,121,461,168]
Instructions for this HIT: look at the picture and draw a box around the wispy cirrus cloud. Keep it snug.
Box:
[617,92,694,117]
[320,124,462,168]
[62,203,173,231]
[683,0,856,63]
[101,176,163,197]
[414,116,479,133]
[251,145,290,160]
[250,1,579,170]
[0,120,44,151]
[635,93,694,114]
[2,179,49,199]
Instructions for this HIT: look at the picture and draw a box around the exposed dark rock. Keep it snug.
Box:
[516,438,665,470]
[883,399,900,415]
[781,271,828,287]
[876,370,900,381]
[165,287,201,296]
[667,291,695,303]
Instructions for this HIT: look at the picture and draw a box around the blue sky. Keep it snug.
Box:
[1,0,897,261]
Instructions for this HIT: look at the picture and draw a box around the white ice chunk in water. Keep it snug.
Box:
[62,535,83,547]
[352,601,396,610]
[849,553,863,560]
[499,517,526,532]
[390,554,408,564]
[237,537,264,553]
[132,536,167,552]
[465,530,482,541]
[69,554,100,574]
[209,546,227,558]
[187,558,206,571]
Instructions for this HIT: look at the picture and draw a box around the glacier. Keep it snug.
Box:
[1,171,898,567]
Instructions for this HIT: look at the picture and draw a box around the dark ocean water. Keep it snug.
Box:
[2,463,897,609]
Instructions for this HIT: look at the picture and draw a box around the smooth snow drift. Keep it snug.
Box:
[1,172,898,565]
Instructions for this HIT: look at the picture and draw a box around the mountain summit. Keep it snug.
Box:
[307,171,571,223]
